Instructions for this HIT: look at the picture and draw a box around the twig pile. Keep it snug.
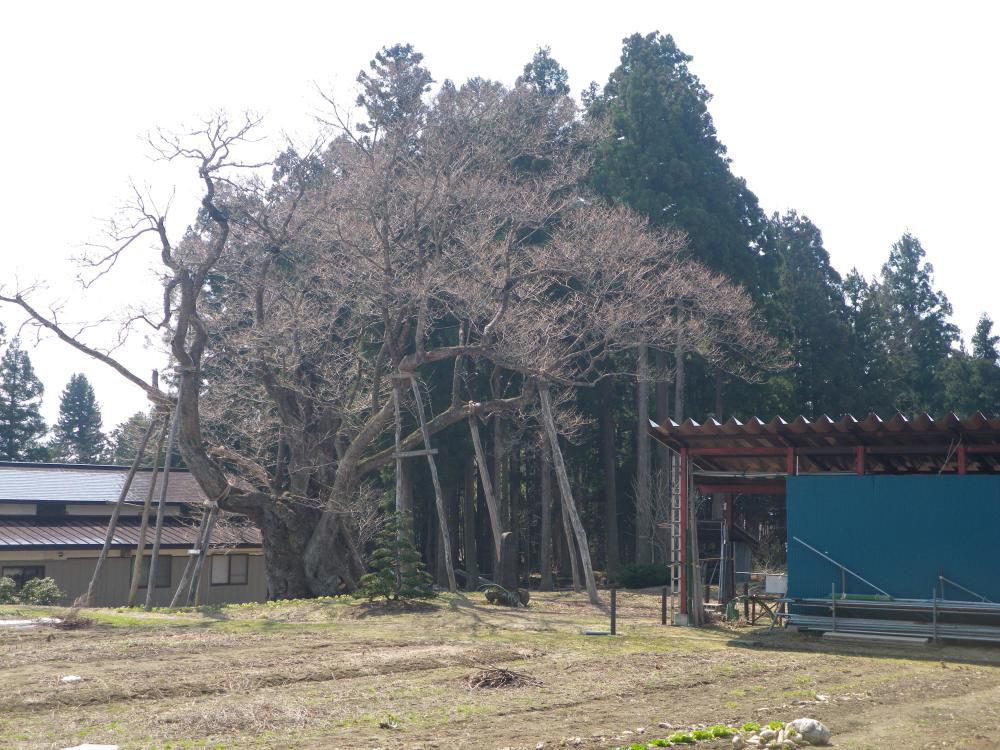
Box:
[468,667,540,689]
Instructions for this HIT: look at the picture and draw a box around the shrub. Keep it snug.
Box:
[741,722,761,733]
[0,576,16,604]
[710,725,736,738]
[690,729,713,741]
[17,577,64,605]
[615,563,669,589]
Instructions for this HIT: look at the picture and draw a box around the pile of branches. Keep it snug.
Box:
[468,667,541,690]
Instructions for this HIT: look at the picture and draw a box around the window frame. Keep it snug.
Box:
[2,565,45,589]
[210,554,249,586]
[137,555,172,589]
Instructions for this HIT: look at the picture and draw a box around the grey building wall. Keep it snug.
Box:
[0,552,267,607]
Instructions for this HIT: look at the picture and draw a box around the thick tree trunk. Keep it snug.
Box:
[538,383,599,604]
[509,445,522,581]
[539,434,554,591]
[655,348,671,471]
[635,344,652,565]
[463,455,479,591]
[674,334,686,422]
[599,377,620,580]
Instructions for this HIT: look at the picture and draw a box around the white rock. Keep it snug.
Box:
[60,675,83,684]
[787,718,831,746]
[658,722,674,729]
[732,736,746,749]
[62,746,119,750]
[759,729,777,742]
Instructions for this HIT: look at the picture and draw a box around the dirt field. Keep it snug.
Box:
[3,591,1000,750]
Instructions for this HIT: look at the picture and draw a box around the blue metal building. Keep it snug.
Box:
[651,412,1000,640]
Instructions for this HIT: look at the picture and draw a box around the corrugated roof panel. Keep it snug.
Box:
[0,517,260,549]
[0,463,208,505]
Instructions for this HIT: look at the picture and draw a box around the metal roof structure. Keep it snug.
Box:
[650,412,1000,479]
[0,517,261,550]
[0,462,208,505]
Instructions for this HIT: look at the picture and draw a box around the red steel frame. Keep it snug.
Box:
[663,423,1000,622]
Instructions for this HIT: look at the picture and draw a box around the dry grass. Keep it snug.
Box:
[2,592,1000,749]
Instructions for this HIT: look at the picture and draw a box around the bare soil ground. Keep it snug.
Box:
[3,591,1000,749]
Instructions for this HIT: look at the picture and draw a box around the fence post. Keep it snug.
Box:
[610,588,617,635]
[661,587,667,625]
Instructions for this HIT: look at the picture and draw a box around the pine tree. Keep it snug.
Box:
[0,339,47,461]
[354,507,434,603]
[50,373,105,463]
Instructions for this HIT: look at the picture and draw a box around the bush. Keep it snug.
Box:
[17,577,64,605]
[0,576,16,604]
[615,563,669,589]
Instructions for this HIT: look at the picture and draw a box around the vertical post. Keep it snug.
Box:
[679,447,689,615]
[128,417,168,607]
[610,587,617,635]
[932,588,938,642]
[145,398,181,611]
[831,582,837,632]
[85,418,157,606]
[408,377,457,593]
[743,582,749,621]
[661,587,667,625]
[957,443,968,475]
[855,446,866,475]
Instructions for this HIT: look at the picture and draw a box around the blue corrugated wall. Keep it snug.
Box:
[787,475,1000,601]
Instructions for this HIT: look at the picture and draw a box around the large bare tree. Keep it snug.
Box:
[1,45,780,599]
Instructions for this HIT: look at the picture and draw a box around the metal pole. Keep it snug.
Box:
[610,588,617,635]
[793,536,892,599]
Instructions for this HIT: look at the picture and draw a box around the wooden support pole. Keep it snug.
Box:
[661,587,667,625]
[559,476,582,592]
[145,397,181,611]
[128,417,168,607]
[84,417,158,606]
[610,587,617,635]
[855,446,866,475]
[409,378,457,593]
[539,383,599,605]
[186,504,218,605]
[469,415,504,563]
[958,443,968,475]
[392,383,407,515]
[170,504,212,607]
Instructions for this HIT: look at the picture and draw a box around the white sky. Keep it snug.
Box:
[1,0,998,430]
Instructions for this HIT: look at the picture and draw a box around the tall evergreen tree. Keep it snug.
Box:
[0,339,47,461]
[589,32,771,293]
[50,373,105,463]
[516,47,570,96]
[972,314,1000,364]
[771,211,853,417]
[875,233,959,413]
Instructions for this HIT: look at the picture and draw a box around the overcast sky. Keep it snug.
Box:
[1,0,997,430]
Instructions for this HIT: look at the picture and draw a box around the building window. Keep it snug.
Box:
[210,554,249,585]
[2,565,45,589]
[138,556,171,588]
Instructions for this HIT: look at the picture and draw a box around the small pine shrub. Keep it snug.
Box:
[354,507,434,602]
[0,576,16,604]
[615,563,669,589]
[17,577,64,605]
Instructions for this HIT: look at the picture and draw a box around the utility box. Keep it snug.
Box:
[765,574,788,595]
